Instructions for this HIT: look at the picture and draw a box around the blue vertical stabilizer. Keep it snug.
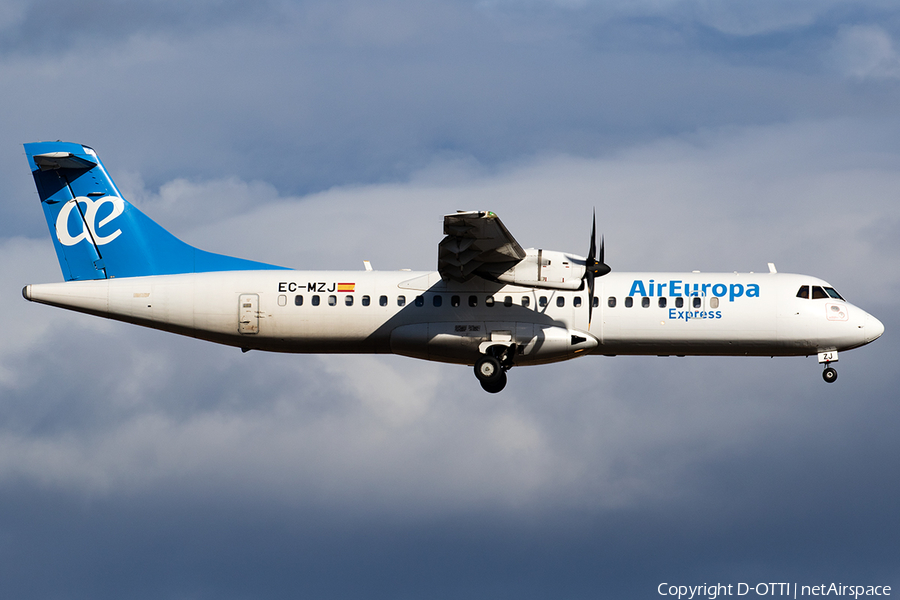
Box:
[25,141,287,280]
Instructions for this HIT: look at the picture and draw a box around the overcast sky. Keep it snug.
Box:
[1,1,899,598]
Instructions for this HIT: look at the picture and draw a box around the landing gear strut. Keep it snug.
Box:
[474,345,514,393]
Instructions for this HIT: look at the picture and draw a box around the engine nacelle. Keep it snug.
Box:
[494,248,586,290]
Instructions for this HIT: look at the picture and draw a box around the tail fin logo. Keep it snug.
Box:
[55,196,125,247]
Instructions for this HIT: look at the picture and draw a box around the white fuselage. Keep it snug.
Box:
[23,269,883,367]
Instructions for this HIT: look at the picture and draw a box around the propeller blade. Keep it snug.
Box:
[589,210,596,262]
[583,209,610,329]
[589,234,610,278]
[587,270,595,327]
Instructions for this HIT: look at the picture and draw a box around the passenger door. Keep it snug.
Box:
[238,294,259,334]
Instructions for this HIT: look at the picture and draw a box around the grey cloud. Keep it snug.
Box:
[166,119,900,304]
[0,0,277,55]
[5,1,900,243]
[830,24,900,79]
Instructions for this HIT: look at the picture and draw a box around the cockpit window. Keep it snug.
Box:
[797,285,844,300]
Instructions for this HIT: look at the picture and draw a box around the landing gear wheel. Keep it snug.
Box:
[480,371,507,394]
[823,367,838,383]
[474,355,502,384]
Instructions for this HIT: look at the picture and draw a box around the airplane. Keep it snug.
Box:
[21,141,885,393]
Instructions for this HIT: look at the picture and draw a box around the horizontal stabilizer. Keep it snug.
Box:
[33,151,97,171]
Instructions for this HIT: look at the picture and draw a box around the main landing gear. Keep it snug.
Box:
[474,345,515,393]
[822,366,838,383]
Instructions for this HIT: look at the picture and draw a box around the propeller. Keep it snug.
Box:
[584,210,611,327]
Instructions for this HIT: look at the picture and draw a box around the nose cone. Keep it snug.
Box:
[866,313,885,343]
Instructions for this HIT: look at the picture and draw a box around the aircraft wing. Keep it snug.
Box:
[438,211,526,281]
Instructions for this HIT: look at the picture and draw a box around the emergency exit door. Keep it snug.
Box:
[238,294,259,334]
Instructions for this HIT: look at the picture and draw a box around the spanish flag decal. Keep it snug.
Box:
[337,283,355,293]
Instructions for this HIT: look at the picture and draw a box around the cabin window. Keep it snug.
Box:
[485,296,495,307]
[573,297,582,308]
[504,296,513,307]
[812,286,828,299]
[451,295,460,307]
[539,296,548,307]
[433,295,442,307]
[557,297,565,307]
[328,295,337,306]
[709,297,718,309]
[658,297,666,308]
[521,296,530,307]
[294,295,303,306]
[468,295,478,307]
[825,287,844,300]
[415,295,425,307]
[625,297,633,308]
[379,295,387,307]
[593,297,599,308]
[397,296,406,307]
[608,296,616,308]
[675,297,683,308]
[278,295,287,306]
[796,286,809,299]
[362,295,370,306]
[345,295,353,306]
[641,297,650,308]
[693,297,702,309]
[311,295,320,306]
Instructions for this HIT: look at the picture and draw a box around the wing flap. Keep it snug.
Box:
[438,211,526,282]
